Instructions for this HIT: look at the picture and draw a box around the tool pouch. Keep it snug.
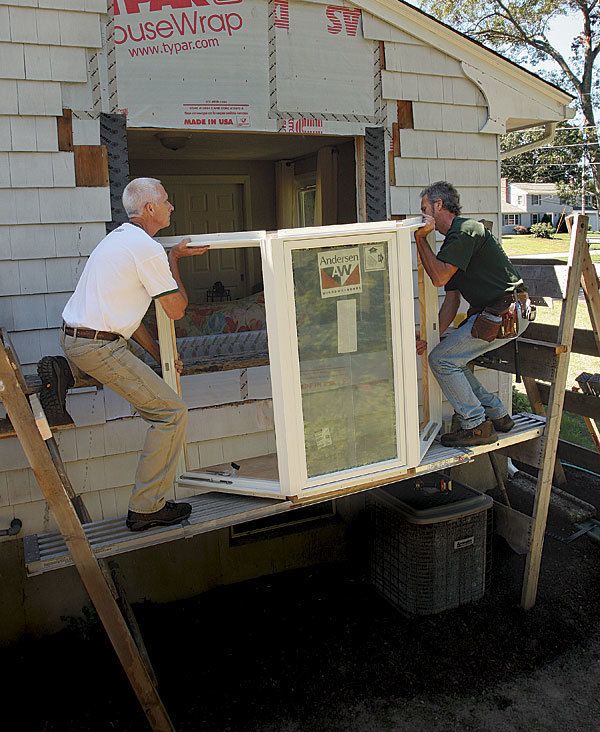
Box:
[470,293,514,342]
[471,311,503,342]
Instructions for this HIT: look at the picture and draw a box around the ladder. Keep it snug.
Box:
[485,214,598,607]
[520,213,600,607]
[0,333,174,731]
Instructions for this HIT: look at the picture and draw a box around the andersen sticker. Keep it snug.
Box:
[318,248,362,299]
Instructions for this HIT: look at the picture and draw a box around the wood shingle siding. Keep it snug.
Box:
[6,7,102,48]
[0,115,59,151]
[0,0,109,384]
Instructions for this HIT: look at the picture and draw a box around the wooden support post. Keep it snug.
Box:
[0,340,174,731]
[522,377,567,487]
[583,415,600,451]
[488,452,511,507]
[578,249,600,451]
[521,214,589,610]
[155,299,187,481]
[581,247,600,355]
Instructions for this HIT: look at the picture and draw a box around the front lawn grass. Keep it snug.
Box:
[513,300,599,450]
[502,233,600,258]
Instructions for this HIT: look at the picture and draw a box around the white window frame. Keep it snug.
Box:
[531,194,541,206]
[503,214,521,226]
[157,221,442,500]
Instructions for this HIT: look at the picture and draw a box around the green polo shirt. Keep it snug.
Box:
[437,217,523,309]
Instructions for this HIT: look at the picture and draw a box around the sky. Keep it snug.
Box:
[545,13,580,69]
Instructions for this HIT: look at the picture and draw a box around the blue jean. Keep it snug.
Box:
[428,309,529,430]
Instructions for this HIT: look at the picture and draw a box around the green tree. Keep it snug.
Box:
[500,123,583,184]
[422,0,600,199]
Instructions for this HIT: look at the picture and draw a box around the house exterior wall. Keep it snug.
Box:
[0,0,520,540]
[501,183,599,233]
[0,1,568,640]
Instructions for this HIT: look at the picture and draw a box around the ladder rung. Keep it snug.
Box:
[518,338,569,354]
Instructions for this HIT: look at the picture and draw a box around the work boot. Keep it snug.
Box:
[126,500,192,532]
[37,355,74,424]
[492,414,515,433]
[440,419,498,447]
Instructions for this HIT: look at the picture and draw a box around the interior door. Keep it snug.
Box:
[162,180,248,302]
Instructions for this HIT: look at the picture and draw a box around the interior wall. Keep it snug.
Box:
[129,158,277,231]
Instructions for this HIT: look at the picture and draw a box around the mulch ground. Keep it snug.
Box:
[3,466,600,731]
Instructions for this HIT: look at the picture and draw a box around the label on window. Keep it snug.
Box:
[315,427,333,449]
[318,248,362,298]
[363,243,386,271]
[337,299,358,353]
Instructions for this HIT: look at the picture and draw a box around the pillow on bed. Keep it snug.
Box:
[145,291,266,338]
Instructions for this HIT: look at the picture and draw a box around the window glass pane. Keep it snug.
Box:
[291,242,397,478]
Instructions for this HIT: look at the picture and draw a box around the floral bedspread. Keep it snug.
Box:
[145,291,266,338]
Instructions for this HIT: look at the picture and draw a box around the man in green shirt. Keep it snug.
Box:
[415,181,529,447]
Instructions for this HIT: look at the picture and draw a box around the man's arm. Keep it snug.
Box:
[131,321,184,374]
[158,238,209,321]
[438,290,461,335]
[130,321,161,364]
[415,217,458,287]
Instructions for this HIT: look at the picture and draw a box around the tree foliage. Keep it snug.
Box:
[500,123,583,183]
[421,0,600,199]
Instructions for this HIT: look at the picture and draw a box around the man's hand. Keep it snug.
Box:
[416,215,435,240]
[416,332,428,356]
[175,353,184,375]
[169,238,209,259]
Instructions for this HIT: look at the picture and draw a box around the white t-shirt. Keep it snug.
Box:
[62,223,178,339]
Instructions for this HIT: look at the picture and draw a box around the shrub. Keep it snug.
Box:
[530,222,555,238]
[513,225,529,234]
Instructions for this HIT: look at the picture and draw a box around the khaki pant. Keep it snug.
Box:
[60,332,187,514]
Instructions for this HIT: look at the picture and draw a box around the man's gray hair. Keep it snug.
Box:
[122,177,164,217]
[420,181,462,215]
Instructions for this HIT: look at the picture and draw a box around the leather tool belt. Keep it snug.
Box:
[468,291,535,343]
[62,323,120,342]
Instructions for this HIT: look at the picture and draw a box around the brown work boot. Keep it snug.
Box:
[492,414,515,433]
[441,419,498,447]
[126,500,192,532]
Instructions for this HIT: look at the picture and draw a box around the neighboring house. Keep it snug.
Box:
[0,0,574,641]
[501,180,599,233]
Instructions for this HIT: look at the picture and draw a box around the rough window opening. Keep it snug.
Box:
[127,129,357,377]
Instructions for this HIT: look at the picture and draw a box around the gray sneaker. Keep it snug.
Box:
[126,500,192,532]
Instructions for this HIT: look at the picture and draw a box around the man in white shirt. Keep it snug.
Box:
[40,178,208,531]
